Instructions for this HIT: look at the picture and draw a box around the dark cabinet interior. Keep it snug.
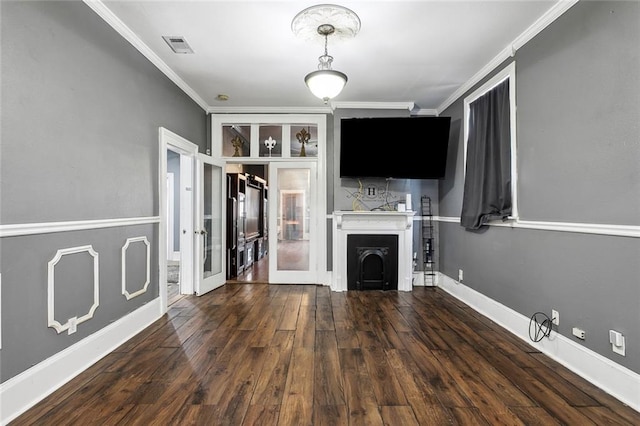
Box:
[226,172,268,280]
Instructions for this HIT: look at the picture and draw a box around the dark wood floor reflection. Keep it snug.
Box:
[230,256,269,283]
[12,285,639,425]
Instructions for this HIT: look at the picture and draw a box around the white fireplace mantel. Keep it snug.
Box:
[332,210,416,292]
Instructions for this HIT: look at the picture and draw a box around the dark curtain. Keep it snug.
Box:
[461,78,511,230]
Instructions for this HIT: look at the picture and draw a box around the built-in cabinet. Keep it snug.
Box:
[226,172,268,280]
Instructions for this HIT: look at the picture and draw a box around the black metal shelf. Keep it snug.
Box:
[421,196,435,286]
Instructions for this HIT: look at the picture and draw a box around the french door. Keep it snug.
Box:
[268,161,320,284]
[194,153,226,295]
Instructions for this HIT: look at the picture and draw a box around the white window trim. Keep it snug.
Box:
[463,61,518,221]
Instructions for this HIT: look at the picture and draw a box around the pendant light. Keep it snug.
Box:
[304,24,347,104]
[292,4,361,104]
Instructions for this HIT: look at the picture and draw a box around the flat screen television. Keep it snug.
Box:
[340,116,451,179]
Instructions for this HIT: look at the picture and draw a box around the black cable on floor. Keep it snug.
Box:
[529,311,553,342]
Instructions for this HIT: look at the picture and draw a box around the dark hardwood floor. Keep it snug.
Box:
[11,285,639,425]
[230,256,269,283]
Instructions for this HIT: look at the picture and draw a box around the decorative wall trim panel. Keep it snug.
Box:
[0,216,160,238]
[121,236,151,300]
[434,216,640,238]
[47,246,100,334]
[437,272,640,412]
[0,299,162,425]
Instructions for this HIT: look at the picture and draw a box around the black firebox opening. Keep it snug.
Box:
[347,234,398,291]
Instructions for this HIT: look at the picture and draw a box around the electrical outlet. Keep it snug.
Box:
[551,309,559,326]
[609,330,626,356]
[572,327,585,340]
[458,269,464,282]
[68,317,78,335]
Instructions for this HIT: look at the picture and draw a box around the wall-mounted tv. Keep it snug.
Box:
[340,116,451,179]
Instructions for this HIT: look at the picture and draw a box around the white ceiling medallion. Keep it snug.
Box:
[292,4,361,104]
[291,4,361,42]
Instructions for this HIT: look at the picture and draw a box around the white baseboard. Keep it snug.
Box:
[437,273,640,413]
[412,271,437,287]
[171,251,180,262]
[0,299,162,425]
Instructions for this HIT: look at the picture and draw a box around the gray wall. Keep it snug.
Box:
[438,0,640,373]
[331,109,441,272]
[1,1,206,381]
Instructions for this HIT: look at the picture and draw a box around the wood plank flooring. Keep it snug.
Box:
[11,285,640,425]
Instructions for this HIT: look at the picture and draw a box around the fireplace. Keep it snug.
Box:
[347,234,398,290]
[332,210,415,292]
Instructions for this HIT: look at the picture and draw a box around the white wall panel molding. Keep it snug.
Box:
[0,216,160,238]
[437,273,640,412]
[435,216,640,238]
[47,246,100,335]
[121,236,151,300]
[0,299,162,425]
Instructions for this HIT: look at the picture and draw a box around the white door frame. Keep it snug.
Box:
[268,162,321,284]
[159,127,198,313]
[210,113,328,286]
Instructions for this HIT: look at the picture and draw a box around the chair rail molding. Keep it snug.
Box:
[434,216,640,238]
[0,216,160,238]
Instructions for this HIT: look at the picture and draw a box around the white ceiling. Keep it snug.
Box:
[95,0,565,113]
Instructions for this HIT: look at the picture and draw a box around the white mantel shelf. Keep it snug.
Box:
[332,210,416,292]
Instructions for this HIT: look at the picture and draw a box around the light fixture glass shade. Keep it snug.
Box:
[304,69,347,103]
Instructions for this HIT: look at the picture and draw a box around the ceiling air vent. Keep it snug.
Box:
[162,36,194,54]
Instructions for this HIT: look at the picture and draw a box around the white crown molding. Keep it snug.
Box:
[512,0,581,51]
[437,273,640,412]
[0,216,160,238]
[47,246,100,334]
[436,0,580,114]
[207,106,333,114]
[435,216,640,238]
[122,236,151,300]
[82,0,208,111]
[0,299,162,425]
[412,108,439,116]
[331,101,415,111]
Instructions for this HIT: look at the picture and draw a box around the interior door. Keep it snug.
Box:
[268,162,318,284]
[194,153,226,295]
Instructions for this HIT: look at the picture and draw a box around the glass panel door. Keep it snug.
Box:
[268,162,318,283]
[195,153,225,295]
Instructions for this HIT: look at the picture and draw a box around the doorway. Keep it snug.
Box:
[166,150,181,303]
[164,147,195,298]
[226,163,269,284]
